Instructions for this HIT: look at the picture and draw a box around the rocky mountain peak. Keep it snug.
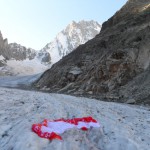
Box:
[66,20,101,34]
[42,20,101,64]
[8,42,51,64]
[8,43,36,60]
[70,20,77,26]
[69,20,100,29]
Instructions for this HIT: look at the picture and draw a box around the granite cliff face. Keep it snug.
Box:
[0,31,9,66]
[9,43,36,60]
[0,32,36,61]
[35,0,150,105]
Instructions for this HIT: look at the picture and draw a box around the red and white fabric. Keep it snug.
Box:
[32,116,100,140]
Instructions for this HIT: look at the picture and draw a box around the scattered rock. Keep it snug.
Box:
[126,99,136,104]
[87,91,93,95]
[69,67,82,75]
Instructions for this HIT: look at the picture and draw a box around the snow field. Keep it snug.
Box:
[0,87,150,150]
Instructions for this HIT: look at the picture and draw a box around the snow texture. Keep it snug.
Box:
[0,58,49,76]
[0,87,150,150]
[0,55,5,60]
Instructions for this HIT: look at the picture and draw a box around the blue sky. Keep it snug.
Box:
[0,0,127,50]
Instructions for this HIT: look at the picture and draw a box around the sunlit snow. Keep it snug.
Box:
[0,87,149,150]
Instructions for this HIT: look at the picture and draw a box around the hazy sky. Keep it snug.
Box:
[0,0,127,50]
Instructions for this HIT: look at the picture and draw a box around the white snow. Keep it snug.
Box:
[0,58,49,76]
[0,55,5,60]
[57,32,68,50]
[47,41,62,64]
[0,87,149,150]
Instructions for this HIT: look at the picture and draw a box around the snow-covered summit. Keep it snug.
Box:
[42,20,101,64]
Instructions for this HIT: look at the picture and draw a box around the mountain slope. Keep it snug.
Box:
[41,20,101,64]
[35,0,150,105]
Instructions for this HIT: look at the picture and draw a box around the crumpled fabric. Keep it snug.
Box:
[32,116,100,140]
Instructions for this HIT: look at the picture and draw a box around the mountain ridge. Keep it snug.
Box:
[0,20,101,75]
[41,20,101,64]
[35,0,150,105]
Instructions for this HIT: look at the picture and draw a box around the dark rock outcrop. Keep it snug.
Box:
[8,43,51,64]
[0,30,51,64]
[9,43,36,60]
[0,31,9,63]
[35,0,150,105]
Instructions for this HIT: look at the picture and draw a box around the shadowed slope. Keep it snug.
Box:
[35,0,150,105]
